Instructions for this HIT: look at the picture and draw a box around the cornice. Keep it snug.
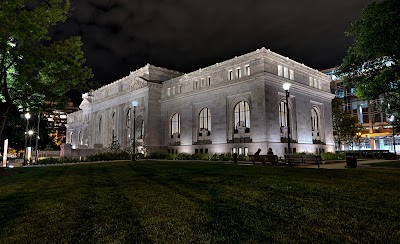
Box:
[263,73,335,100]
[161,73,265,102]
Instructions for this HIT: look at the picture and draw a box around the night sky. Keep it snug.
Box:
[51,0,379,85]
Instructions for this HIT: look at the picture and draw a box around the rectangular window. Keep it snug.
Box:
[314,78,318,88]
[200,149,204,154]
[244,147,248,156]
[178,85,181,93]
[232,148,237,154]
[194,81,198,89]
[278,65,283,77]
[289,69,294,80]
[201,78,205,87]
[228,70,233,80]
[167,88,171,96]
[284,67,289,79]
[195,149,199,154]
[236,68,242,78]
[205,149,208,153]
[318,80,322,89]
[172,86,176,95]
[309,77,313,86]
[245,65,250,76]
[193,81,196,89]
[238,147,243,155]
[207,76,211,86]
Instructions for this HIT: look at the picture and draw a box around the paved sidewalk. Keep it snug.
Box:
[298,159,398,169]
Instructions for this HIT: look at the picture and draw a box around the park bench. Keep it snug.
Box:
[248,154,278,166]
[284,155,322,166]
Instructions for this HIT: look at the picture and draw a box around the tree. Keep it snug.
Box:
[332,97,364,150]
[0,105,56,155]
[49,130,65,148]
[336,0,400,121]
[0,0,93,137]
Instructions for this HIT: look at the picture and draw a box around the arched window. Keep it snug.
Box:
[98,116,102,132]
[171,113,180,137]
[234,101,250,133]
[279,100,288,128]
[199,108,211,133]
[126,109,131,128]
[279,100,294,139]
[78,131,82,145]
[140,120,144,139]
[111,129,115,142]
[311,107,321,141]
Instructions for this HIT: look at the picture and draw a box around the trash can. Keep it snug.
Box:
[346,156,357,168]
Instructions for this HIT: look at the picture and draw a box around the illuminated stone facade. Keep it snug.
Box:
[65,48,335,157]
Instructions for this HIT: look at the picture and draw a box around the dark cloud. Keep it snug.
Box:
[52,0,379,85]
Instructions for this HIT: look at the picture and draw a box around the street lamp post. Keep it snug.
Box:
[23,112,31,165]
[390,115,396,155]
[131,101,138,161]
[26,130,34,164]
[283,82,291,156]
[34,113,40,164]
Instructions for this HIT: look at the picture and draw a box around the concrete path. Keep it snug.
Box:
[298,159,399,169]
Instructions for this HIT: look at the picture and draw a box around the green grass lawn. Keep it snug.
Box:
[1,161,400,243]
[367,160,400,168]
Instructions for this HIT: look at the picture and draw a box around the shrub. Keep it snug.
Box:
[166,153,177,160]
[321,152,346,160]
[191,153,209,160]
[38,157,81,165]
[220,153,232,161]
[210,154,220,161]
[177,153,192,160]
[86,151,130,162]
[238,154,248,161]
[149,151,168,159]
[38,157,59,165]
[136,153,145,159]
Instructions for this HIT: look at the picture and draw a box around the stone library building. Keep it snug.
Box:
[64,47,335,157]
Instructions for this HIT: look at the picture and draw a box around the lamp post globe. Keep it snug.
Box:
[282,82,291,159]
[24,113,31,120]
[131,101,138,161]
[283,82,291,92]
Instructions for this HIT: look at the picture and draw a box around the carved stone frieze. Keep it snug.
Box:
[130,77,148,91]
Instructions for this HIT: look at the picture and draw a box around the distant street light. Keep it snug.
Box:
[131,101,138,161]
[23,112,31,165]
[283,82,291,156]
